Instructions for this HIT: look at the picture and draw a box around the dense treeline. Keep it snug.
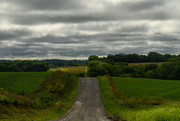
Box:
[0,60,49,72]
[89,52,180,64]
[41,59,87,68]
[88,52,180,80]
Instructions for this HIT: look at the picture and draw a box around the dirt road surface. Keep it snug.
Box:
[50,77,110,121]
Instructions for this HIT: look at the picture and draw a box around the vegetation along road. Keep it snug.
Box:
[51,77,110,121]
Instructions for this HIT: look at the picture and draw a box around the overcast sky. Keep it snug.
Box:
[0,0,180,60]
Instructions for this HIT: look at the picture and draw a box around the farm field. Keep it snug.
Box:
[98,76,180,121]
[49,66,87,73]
[113,77,180,100]
[0,72,52,93]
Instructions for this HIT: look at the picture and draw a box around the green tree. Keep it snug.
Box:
[88,55,99,62]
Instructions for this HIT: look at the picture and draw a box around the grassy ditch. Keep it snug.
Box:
[98,76,180,121]
[0,71,78,121]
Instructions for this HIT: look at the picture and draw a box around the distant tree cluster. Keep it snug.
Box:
[42,59,88,68]
[89,52,180,64]
[88,52,180,80]
[0,60,50,72]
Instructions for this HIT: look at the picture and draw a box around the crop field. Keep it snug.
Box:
[128,62,166,66]
[49,66,87,73]
[98,76,180,121]
[0,72,52,93]
[113,77,180,100]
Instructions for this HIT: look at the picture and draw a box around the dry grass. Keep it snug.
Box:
[50,66,87,73]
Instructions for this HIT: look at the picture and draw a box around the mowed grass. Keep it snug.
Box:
[128,62,166,66]
[98,76,180,121]
[49,66,87,73]
[0,72,52,93]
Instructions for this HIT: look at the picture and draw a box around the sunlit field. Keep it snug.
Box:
[49,66,87,73]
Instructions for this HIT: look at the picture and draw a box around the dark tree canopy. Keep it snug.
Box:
[87,52,180,80]
[0,60,50,72]
[89,52,178,64]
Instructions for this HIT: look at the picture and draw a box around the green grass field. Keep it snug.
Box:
[113,77,180,101]
[98,76,180,121]
[0,71,78,121]
[0,72,52,93]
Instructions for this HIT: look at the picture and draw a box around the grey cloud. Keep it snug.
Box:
[123,0,166,12]
[9,13,107,25]
[0,29,32,40]
[0,0,180,59]
[6,1,172,26]
[25,35,87,44]
[10,0,84,11]
[114,25,149,33]
[150,33,180,42]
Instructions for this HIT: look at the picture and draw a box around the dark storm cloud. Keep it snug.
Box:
[5,0,171,26]
[0,29,32,40]
[11,0,84,11]
[0,46,30,57]
[150,33,180,42]
[114,25,149,33]
[29,35,86,44]
[24,33,147,45]
[0,0,180,59]
[0,32,180,59]
[123,0,165,12]
[9,13,107,25]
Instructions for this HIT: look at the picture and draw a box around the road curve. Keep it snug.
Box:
[50,77,110,121]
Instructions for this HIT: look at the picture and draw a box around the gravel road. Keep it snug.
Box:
[50,77,110,121]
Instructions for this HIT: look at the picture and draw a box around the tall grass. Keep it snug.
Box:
[49,66,87,77]
[98,76,180,121]
[49,66,87,73]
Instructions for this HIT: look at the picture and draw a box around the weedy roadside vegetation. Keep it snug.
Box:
[0,71,78,120]
[49,66,87,77]
[98,76,180,121]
